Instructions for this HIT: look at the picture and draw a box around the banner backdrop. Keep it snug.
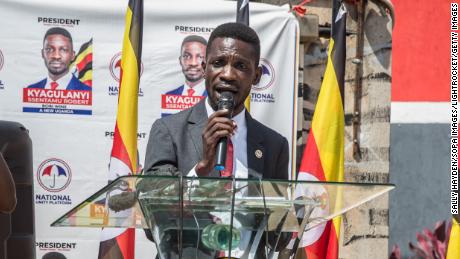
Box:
[0,0,298,258]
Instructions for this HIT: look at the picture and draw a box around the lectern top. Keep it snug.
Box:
[51,175,394,231]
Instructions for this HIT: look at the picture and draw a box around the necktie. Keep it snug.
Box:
[220,138,233,177]
[50,82,59,90]
[187,88,195,96]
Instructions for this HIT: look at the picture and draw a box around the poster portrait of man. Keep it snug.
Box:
[27,27,91,91]
[167,35,208,96]
[161,35,208,117]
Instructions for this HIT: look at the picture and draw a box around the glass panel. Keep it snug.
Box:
[52,175,394,258]
[52,176,148,228]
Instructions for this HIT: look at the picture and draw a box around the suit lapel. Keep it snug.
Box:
[187,100,222,177]
[177,85,185,95]
[188,100,207,158]
[246,111,265,179]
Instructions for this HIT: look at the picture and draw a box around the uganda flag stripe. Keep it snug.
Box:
[236,0,249,25]
[331,9,346,101]
[447,217,460,259]
[117,0,143,173]
[74,41,92,66]
[128,0,143,71]
[236,0,251,111]
[80,70,93,87]
[71,39,92,87]
[297,3,346,259]
[76,54,92,74]
[98,1,143,259]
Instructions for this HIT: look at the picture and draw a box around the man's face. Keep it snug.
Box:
[42,34,75,78]
[204,37,261,114]
[179,41,206,83]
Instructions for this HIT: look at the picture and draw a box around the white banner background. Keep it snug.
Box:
[0,0,298,258]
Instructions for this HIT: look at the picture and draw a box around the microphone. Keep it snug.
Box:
[214,91,234,171]
[107,191,137,212]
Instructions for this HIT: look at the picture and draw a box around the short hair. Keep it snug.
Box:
[181,35,207,50]
[43,27,73,48]
[206,22,260,66]
[42,252,67,259]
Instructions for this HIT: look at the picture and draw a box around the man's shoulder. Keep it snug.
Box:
[27,78,46,89]
[249,116,286,141]
[68,75,91,91]
[166,85,184,95]
[155,101,199,128]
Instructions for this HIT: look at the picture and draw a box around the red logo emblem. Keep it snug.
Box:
[109,52,144,82]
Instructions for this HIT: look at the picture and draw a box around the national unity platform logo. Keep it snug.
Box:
[36,158,72,192]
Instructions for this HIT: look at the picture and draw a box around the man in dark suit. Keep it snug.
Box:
[145,23,288,179]
[27,27,91,91]
[144,22,289,258]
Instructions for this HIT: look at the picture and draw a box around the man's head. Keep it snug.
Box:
[203,22,262,114]
[42,252,67,259]
[41,27,75,81]
[179,35,207,85]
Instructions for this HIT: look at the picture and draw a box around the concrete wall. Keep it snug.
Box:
[342,2,392,258]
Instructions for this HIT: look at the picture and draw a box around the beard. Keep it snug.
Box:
[48,67,68,76]
[46,60,69,77]
[183,68,203,83]
[185,75,202,83]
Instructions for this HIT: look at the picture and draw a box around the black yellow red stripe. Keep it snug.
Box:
[299,3,346,259]
[98,1,143,259]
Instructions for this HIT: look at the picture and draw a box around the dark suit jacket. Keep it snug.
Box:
[145,99,289,180]
[166,85,208,97]
[27,74,91,91]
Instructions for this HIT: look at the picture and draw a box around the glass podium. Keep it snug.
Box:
[52,175,394,259]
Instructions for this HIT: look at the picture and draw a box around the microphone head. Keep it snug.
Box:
[107,191,137,212]
[217,91,234,112]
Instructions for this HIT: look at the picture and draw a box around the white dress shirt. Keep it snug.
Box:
[45,72,73,90]
[182,80,206,96]
[187,98,248,178]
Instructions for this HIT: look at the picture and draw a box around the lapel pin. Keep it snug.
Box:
[255,149,263,158]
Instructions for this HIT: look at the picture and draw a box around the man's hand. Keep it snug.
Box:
[195,109,236,176]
